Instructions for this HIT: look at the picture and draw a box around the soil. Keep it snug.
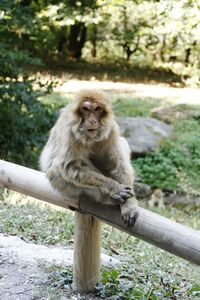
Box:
[0,234,119,300]
[55,79,200,105]
[0,251,46,300]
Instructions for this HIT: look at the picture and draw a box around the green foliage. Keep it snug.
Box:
[0,2,57,168]
[47,265,73,288]
[95,257,200,300]
[134,153,178,190]
[1,0,200,85]
[0,88,55,168]
[0,49,57,168]
[96,268,146,299]
[134,119,200,192]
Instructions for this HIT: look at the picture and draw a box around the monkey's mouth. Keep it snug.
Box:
[86,128,99,137]
[87,129,98,132]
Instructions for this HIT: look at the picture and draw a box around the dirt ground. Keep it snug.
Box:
[0,250,46,300]
[0,234,119,300]
[54,79,200,105]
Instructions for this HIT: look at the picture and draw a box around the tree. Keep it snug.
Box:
[0,0,56,168]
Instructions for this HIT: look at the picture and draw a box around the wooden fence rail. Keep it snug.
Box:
[0,160,200,292]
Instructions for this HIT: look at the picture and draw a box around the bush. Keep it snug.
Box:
[0,41,57,169]
[0,79,57,169]
[133,119,200,192]
[0,2,58,169]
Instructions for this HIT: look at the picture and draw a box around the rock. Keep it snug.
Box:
[134,181,152,199]
[117,117,173,156]
[164,193,200,205]
[151,104,200,124]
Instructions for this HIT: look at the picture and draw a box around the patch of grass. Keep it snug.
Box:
[113,97,159,117]
[41,91,71,106]
[0,193,74,245]
[95,251,200,299]
[41,91,160,118]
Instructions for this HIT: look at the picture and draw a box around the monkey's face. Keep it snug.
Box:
[79,100,105,139]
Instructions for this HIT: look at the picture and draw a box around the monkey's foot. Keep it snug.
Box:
[121,203,139,227]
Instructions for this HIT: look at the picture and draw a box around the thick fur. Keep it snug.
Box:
[40,90,138,226]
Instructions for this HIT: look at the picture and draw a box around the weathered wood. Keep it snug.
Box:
[72,212,101,292]
[1,159,200,269]
[0,160,78,209]
[80,197,200,266]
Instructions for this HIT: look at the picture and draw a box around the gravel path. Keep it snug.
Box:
[55,80,200,105]
[0,251,46,300]
[0,234,119,300]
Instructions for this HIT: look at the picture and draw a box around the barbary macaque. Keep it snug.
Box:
[40,90,138,226]
[148,188,165,209]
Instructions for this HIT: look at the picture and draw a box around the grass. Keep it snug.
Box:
[41,91,71,106]
[41,91,162,118]
[0,191,200,299]
[112,97,159,117]
[0,192,75,245]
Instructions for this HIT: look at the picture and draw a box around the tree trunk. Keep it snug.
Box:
[68,23,87,59]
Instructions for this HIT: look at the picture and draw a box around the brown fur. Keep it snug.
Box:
[40,90,138,226]
[148,189,165,209]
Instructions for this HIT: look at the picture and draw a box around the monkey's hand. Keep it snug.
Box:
[121,197,139,227]
[108,182,134,204]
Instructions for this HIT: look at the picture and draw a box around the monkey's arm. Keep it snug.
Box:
[108,137,138,226]
[48,159,133,204]
[109,137,135,188]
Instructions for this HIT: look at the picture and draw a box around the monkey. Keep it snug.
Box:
[148,188,165,209]
[40,89,138,226]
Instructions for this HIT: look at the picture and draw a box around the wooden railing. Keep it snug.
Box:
[0,160,200,292]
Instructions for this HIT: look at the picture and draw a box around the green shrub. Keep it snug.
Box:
[0,79,57,168]
[134,119,200,192]
[134,153,178,190]
[0,2,58,169]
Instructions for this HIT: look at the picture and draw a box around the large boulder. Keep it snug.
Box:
[117,117,173,156]
[151,104,200,124]
[134,181,152,199]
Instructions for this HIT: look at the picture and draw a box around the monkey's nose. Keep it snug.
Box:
[89,120,97,125]
[86,119,98,130]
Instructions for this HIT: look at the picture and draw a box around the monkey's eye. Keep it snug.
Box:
[95,106,102,112]
[82,107,90,111]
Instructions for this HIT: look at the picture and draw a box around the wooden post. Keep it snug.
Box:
[72,211,101,292]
